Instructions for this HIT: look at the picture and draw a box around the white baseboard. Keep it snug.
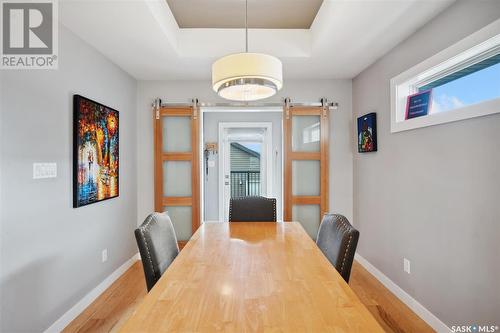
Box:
[354,253,450,333]
[44,253,140,333]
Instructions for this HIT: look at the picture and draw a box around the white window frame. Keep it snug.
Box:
[390,19,500,133]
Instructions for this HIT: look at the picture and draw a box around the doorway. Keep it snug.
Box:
[218,122,273,222]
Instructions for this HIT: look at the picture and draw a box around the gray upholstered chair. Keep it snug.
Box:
[135,212,179,291]
[229,196,277,222]
[316,214,359,283]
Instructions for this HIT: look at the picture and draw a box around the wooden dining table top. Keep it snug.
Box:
[120,222,383,332]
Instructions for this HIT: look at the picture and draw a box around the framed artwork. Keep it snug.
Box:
[357,112,377,153]
[73,95,119,207]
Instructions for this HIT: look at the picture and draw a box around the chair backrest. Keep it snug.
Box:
[134,212,179,291]
[316,214,359,283]
[229,196,276,222]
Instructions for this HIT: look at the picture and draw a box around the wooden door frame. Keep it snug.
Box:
[283,104,329,222]
[153,105,200,234]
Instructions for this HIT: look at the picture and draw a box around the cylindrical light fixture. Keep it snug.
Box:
[212,52,283,101]
[211,0,283,101]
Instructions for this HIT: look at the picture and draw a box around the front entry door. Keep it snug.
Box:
[218,123,273,222]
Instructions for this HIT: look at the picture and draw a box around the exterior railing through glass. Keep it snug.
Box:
[230,171,260,197]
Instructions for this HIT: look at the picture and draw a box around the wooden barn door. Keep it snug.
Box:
[154,104,200,244]
[283,103,329,239]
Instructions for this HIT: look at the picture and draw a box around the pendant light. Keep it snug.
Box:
[212,0,283,101]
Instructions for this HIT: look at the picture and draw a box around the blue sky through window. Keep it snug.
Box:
[240,142,261,153]
[430,61,500,113]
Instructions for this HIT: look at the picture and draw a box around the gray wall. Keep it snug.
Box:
[137,80,353,226]
[352,0,500,327]
[203,112,283,221]
[0,25,138,332]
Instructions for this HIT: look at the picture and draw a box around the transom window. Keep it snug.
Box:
[390,25,500,133]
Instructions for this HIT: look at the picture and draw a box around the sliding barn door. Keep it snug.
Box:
[154,105,200,242]
[283,105,329,239]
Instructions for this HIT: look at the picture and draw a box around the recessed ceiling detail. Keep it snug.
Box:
[60,0,456,80]
[165,0,323,29]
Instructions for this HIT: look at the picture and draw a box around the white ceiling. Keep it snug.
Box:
[165,0,324,29]
[60,0,455,81]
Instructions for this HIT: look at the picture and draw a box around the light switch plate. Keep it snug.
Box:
[404,258,411,274]
[208,160,215,168]
[33,163,57,179]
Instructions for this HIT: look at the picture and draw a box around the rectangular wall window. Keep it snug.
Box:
[390,27,500,133]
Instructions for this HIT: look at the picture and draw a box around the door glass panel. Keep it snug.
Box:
[162,116,191,152]
[292,160,320,196]
[230,141,262,198]
[164,206,192,241]
[293,205,321,239]
[163,161,191,196]
[292,115,320,152]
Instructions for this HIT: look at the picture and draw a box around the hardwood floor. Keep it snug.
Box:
[62,262,146,333]
[349,261,434,333]
[64,260,434,333]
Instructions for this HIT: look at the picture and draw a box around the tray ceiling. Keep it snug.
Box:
[165,0,324,29]
[60,0,456,80]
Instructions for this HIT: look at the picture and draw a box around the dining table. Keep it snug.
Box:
[120,222,383,332]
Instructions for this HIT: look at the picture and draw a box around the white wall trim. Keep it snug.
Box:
[44,253,140,333]
[355,253,450,333]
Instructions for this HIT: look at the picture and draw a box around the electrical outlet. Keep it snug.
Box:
[404,258,411,274]
[102,249,108,263]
